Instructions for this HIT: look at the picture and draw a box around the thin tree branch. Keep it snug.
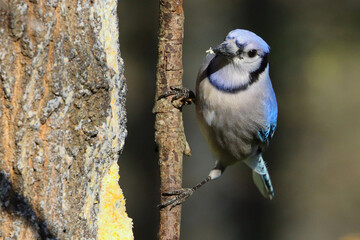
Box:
[154,0,187,239]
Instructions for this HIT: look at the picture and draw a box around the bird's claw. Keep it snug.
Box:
[158,188,195,210]
[157,86,195,108]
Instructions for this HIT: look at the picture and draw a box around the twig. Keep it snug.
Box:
[154,0,187,239]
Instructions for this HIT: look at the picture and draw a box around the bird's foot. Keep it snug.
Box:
[157,86,195,108]
[158,188,195,210]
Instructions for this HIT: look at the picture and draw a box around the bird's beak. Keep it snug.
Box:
[212,41,241,59]
[212,43,229,56]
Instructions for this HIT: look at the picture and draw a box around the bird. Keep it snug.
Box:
[159,29,278,209]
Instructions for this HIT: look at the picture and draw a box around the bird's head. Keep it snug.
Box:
[212,29,270,73]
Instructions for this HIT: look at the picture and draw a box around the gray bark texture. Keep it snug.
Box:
[0,0,133,239]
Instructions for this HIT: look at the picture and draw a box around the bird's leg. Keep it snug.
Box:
[157,86,195,108]
[158,176,211,210]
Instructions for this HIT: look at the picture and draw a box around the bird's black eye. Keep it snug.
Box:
[247,49,257,58]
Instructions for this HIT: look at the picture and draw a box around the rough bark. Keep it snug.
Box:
[154,0,188,239]
[0,0,133,239]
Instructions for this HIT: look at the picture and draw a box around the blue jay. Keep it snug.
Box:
[159,29,277,209]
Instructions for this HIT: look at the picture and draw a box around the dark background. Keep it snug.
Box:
[118,0,360,239]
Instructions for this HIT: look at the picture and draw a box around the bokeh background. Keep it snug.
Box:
[118,0,360,239]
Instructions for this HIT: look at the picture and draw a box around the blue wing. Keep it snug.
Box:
[258,87,278,144]
[257,124,276,144]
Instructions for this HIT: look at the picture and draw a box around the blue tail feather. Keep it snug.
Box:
[244,155,274,199]
[252,171,274,199]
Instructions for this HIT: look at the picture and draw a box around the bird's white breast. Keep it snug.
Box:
[196,65,274,163]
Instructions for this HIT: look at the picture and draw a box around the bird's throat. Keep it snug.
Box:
[207,54,268,94]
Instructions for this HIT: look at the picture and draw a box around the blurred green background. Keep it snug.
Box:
[118,0,360,239]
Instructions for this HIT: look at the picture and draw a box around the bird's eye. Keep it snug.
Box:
[247,49,257,58]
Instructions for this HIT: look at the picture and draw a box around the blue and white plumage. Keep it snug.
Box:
[158,29,277,209]
[196,29,278,199]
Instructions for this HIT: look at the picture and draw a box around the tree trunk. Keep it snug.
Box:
[154,0,187,239]
[0,0,133,239]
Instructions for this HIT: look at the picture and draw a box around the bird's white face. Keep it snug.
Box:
[232,44,266,73]
[213,29,270,74]
[207,29,271,93]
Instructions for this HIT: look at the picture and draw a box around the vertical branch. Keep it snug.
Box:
[154,0,186,239]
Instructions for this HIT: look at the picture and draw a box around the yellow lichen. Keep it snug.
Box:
[88,1,133,238]
[97,162,133,240]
